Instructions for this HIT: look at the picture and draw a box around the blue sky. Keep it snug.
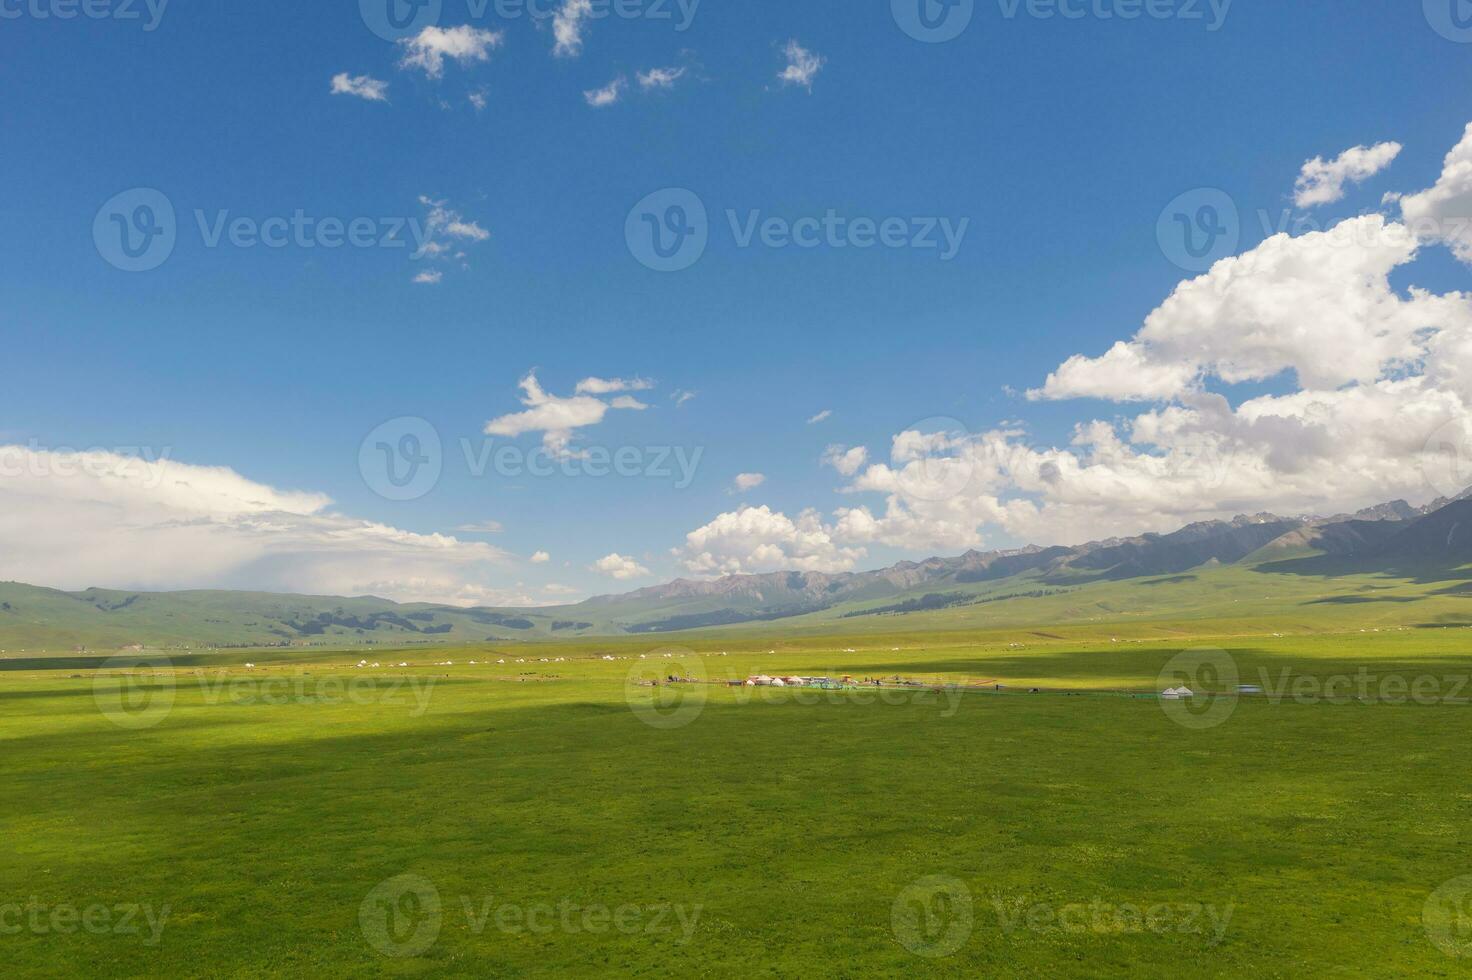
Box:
[6,1,1472,604]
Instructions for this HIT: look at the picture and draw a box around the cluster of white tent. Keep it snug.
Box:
[1160,686,1196,700]
[745,674,818,688]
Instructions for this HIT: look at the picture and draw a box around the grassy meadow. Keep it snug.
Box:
[4,625,1472,976]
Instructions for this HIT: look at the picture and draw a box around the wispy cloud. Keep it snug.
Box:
[484,371,652,458]
[553,0,593,57]
[575,377,654,395]
[732,472,766,492]
[412,196,489,281]
[1294,141,1403,207]
[777,39,824,91]
[398,25,504,79]
[807,409,833,424]
[637,66,687,90]
[330,73,389,102]
[584,76,626,107]
[591,552,651,580]
[0,445,516,605]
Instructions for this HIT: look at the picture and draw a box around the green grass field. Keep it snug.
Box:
[5,626,1472,976]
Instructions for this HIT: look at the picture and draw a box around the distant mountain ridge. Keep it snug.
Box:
[4,490,1472,649]
[597,493,1472,610]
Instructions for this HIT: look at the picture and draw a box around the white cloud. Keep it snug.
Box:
[678,505,865,575]
[777,40,824,90]
[469,90,488,111]
[330,73,389,102]
[1029,214,1437,401]
[1029,340,1199,402]
[829,221,1472,550]
[413,197,489,280]
[677,127,1472,563]
[671,389,697,407]
[822,445,868,477]
[732,472,766,492]
[398,25,504,79]
[807,409,833,424]
[584,77,626,107]
[1294,141,1402,207]
[530,550,551,563]
[457,520,504,533]
[420,196,490,243]
[638,66,687,89]
[1400,122,1472,263]
[574,376,654,395]
[591,553,650,580]
[553,0,593,57]
[0,446,517,605]
[484,371,651,457]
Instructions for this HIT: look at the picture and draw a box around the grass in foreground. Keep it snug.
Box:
[3,631,1471,976]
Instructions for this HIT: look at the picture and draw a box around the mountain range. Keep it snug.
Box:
[5,490,1472,652]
